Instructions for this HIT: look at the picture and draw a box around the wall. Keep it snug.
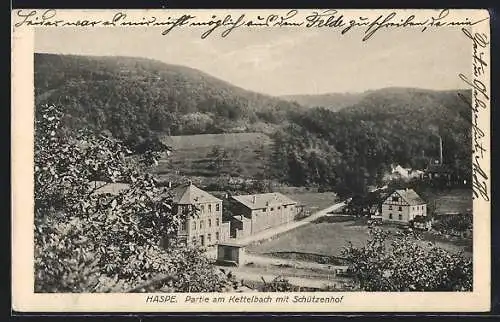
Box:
[381,192,427,224]
[250,203,296,234]
[185,200,223,246]
[381,192,410,224]
[219,222,231,242]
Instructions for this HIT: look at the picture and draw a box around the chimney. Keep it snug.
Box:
[252,196,256,203]
[168,181,172,188]
[439,135,443,165]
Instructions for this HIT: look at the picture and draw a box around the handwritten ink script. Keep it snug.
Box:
[13,9,488,41]
[458,28,490,202]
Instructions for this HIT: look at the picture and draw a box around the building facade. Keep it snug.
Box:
[229,192,297,236]
[171,183,229,246]
[381,189,427,225]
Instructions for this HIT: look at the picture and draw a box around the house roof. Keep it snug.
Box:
[232,215,250,222]
[171,183,221,204]
[90,181,130,195]
[393,189,426,206]
[90,181,221,205]
[217,240,245,248]
[231,192,297,210]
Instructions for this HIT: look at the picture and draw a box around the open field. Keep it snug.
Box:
[156,133,273,178]
[419,188,472,214]
[286,192,338,213]
[246,219,472,260]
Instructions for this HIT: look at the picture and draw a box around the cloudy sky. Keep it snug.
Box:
[35,25,471,96]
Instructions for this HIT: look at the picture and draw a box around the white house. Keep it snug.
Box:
[381,189,427,225]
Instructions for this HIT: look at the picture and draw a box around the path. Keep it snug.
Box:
[206,200,346,258]
[233,200,346,245]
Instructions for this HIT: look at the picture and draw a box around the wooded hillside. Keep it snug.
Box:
[35,53,472,196]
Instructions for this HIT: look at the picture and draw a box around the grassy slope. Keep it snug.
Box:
[156,133,273,178]
[248,189,473,258]
[419,188,473,214]
[248,220,471,258]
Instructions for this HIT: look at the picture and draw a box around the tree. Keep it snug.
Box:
[260,276,296,292]
[341,228,472,291]
[34,104,238,293]
[207,145,229,176]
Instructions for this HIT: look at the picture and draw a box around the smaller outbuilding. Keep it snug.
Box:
[216,241,247,267]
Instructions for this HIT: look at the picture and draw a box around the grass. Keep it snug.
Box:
[156,133,273,179]
[247,221,368,258]
[247,219,472,259]
[286,192,338,213]
[420,188,472,215]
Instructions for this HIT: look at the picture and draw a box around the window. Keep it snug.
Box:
[192,237,197,244]
[207,234,211,243]
[216,203,220,211]
[398,214,402,220]
[389,213,393,219]
[192,221,196,230]
[216,232,219,240]
[398,206,402,211]
[388,205,393,210]
[216,218,220,226]
[262,208,266,212]
[284,205,287,209]
[278,206,281,210]
[208,204,212,212]
[392,196,399,202]
[271,208,274,211]
[208,219,212,227]
[200,221,203,229]
[200,205,204,213]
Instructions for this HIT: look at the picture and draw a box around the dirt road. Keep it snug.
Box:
[232,201,346,246]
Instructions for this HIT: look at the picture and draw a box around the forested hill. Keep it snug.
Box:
[270,87,472,194]
[35,53,472,195]
[280,92,367,111]
[34,53,302,140]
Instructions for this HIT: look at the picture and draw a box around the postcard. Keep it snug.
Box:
[11,8,491,312]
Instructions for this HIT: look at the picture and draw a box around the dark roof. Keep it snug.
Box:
[217,241,245,248]
[91,181,130,195]
[171,183,221,204]
[389,189,426,206]
[231,193,297,210]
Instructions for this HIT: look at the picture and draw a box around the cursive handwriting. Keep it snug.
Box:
[13,9,488,42]
[458,27,490,202]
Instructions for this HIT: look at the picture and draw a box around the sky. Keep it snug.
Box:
[35,26,471,96]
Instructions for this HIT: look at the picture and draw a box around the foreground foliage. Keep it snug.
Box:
[34,104,238,292]
[341,228,473,291]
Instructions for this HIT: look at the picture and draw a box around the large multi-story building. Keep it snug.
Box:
[170,182,230,246]
[381,189,427,224]
[229,192,298,236]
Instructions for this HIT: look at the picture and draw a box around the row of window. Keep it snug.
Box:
[191,232,220,245]
[260,205,293,213]
[192,217,220,230]
[388,213,403,220]
[388,205,425,211]
[199,203,220,213]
